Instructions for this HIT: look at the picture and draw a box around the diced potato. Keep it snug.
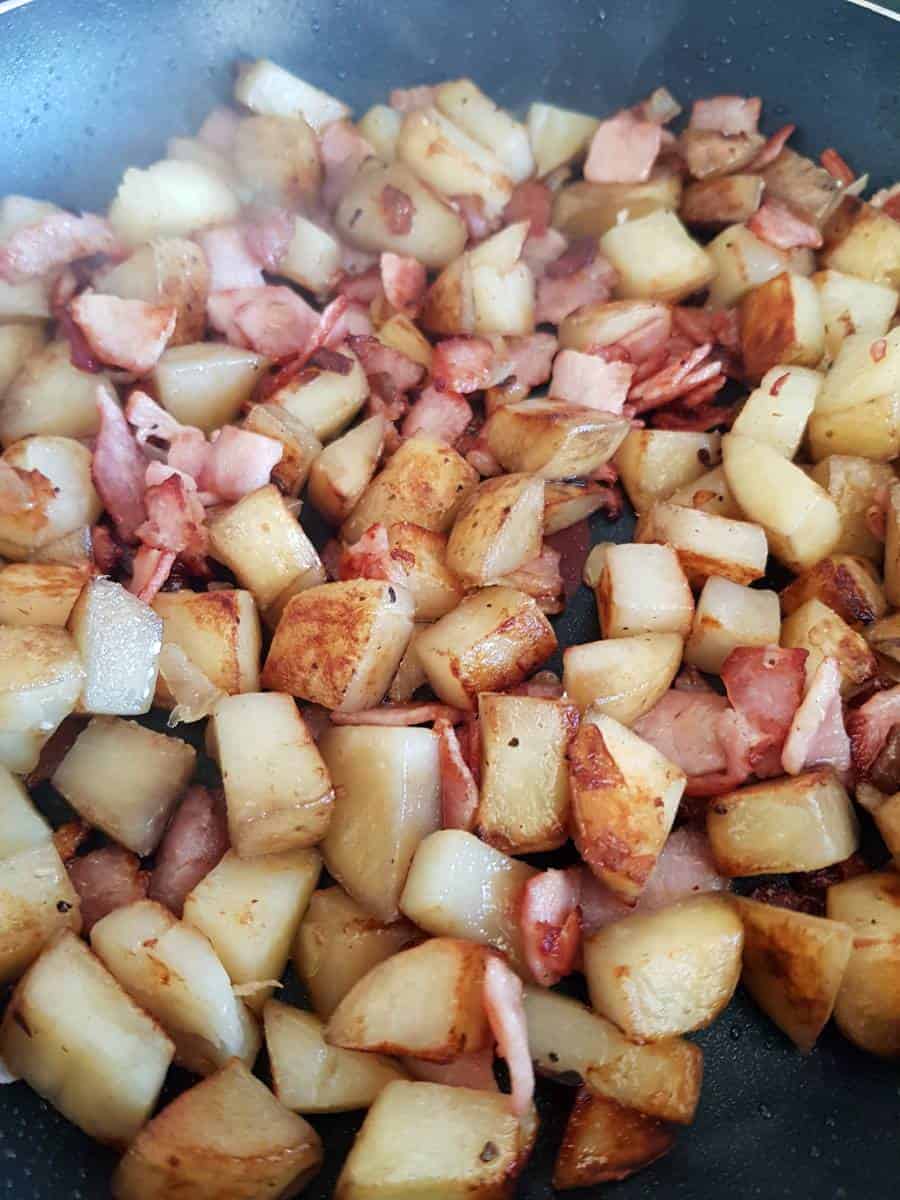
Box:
[668,465,742,518]
[596,543,694,638]
[166,135,238,184]
[527,101,600,177]
[152,588,260,703]
[266,1001,404,1113]
[109,160,239,246]
[152,343,266,432]
[95,237,209,346]
[208,485,325,611]
[0,625,83,739]
[242,404,322,497]
[0,436,101,554]
[0,842,81,984]
[446,473,544,585]
[357,104,402,161]
[734,896,853,1052]
[615,429,721,513]
[0,561,89,627]
[275,212,341,293]
[234,57,350,130]
[184,848,320,1011]
[636,501,768,588]
[0,278,51,323]
[476,693,571,854]
[813,269,897,363]
[569,713,685,902]
[0,766,52,857]
[416,586,557,709]
[557,298,665,354]
[680,173,764,227]
[543,480,617,534]
[707,222,813,309]
[740,270,825,380]
[780,555,886,626]
[807,393,900,463]
[319,725,440,923]
[308,414,385,525]
[563,633,682,722]
[397,107,514,218]
[436,79,533,182]
[685,577,781,674]
[343,435,478,543]
[0,932,173,1146]
[553,176,682,239]
[385,524,463,621]
[523,987,702,1125]
[883,488,900,610]
[553,1090,675,1189]
[335,161,467,268]
[584,895,743,1041]
[400,830,535,974]
[422,223,534,337]
[112,1058,322,1200]
[295,887,421,1019]
[53,716,194,855]
[327,937,489,1060]
[722,433,840,571]
[92,900,260,1074]
[600,211,715,302]
[270,349,368,442]
[0,323,47,402]
[707,767,859,876]
[680,129,764,179]
[856,783,900,861]
[485,398,629,480]
[233,114,322,207]
[262,581,414,712]
[816,327,900,416]
[820,196,900,289]
[780,597,877,693]
[731,364,822,456]
[0,731,46,775]
[0,340,109,446]
[335,1080,533,1199]
[376,313,434,370]
[69,577,163,715]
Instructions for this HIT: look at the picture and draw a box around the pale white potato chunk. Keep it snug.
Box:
[308,415,386,525]
[484,399,629,479]
[397,107,514,218]
[553,1089,675,1190]
[543,480,618,535]
[668,465,742,519]
[234,58,350,130]
[69,577,163,716]
[685,577,781,674]
[270,349,368,442]
[0,625,83,737]
[553,176,683,239]
[0,322,46,402]
[0,278,52,323]
[820,196,900,289]
[615,429,721,514]
[707,222,813,308]
[0,561,90,627]
[0,842,81,984]
[816,327,900,416]
[807,393,900,463]
[635,501,768,588]
[233,115,322,208]
[152,343,266,431]
[243,404,322,497]
[600,211,715,302]
[278,214,342,293]
[0,340,109,445]
[152,588,261,702]
[527,100,599,176]
[436,79,533,182]
[95,237,209,346]
[0,436,101,554]
[109,160,239,246]
[446,473,544,585]
[780,597,876,694]
[740,271,825,381]
[376,313,434,370]
[357,104,402,161]
[596,543,694,638]
[564,633,683,721]
[813,269,897,363]
[731,365,822,457]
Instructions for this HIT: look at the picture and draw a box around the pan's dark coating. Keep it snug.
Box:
[1,0,898,1196]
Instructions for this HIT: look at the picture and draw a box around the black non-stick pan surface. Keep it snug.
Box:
[1,0,899,1196]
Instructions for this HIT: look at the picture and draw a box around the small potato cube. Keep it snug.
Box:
[262,580,414,712]
[635,501,768,588]
[0,340,109,445]
[0,278,51,323]
[386,524,464,621]
[266,1001,404,1113]
[600,211,715,302]
[615,429,721,514]
[543,480,618,535]
[484,398,629,479]
[388,627,429,702]
[416,586,558,710]
[335,1080,533,1200]
[780,597,877,694]
[308,415,385,525]
[0,932,173,1147]
[342,435,478,543]
[476,693,571,854]
[820,196,900,289]
[563,633,682,722]
[0,625,83,740]
[376,314,434,370]
[705,222,807,308]
[234,57,349,129]
[357,104,401,161]
[527,100,600,177]
[327,937,490,1060]
[295,887,421,1019]
[152,343,267,431]
[109,160,239,246]
[584,895,743,1041]
[446,473,544,585]
[815,327,900,417]
[0,766,53,857]
[436,79,533,183]
[69,577,163,715]
[184,848,321,1011]
[0,561,89,627]
[277,214,341,293]
[780,556,886,626]
[569,714,685,902]
[740,271,825,381]
[53,717,195,856]
[552,177,682,239]
[213,693,333,857]
[0,322,46,402]
[112,1058,322,1200]
[667,465,741,518]
[397,107,514,218]
[95,237,209,347]
[242,404,322,497]
[807,393,900,463]
[734,896,853,1052]
[707,767,859,876]
[731,364,822,457]
[0,436,100,555]
[270,350,368,442]
[553,1090,674,1190]
[813,269,897,363]
[685,578,781,675]
[152,588,260,702]
[319,726,440,923]
[208,485,325,611]
[596,543,694,638]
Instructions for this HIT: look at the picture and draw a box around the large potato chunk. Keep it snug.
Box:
[386,523,464,621]
[0,322,46,402]
[543,480,620,534]
[415,586,557,709]
[95,237,209,346]
[397,107,514,218]
[731,364,822,457]
[234,57,349,129]
[243,404,322,497]
[734,896,853,1052]
[53,717,195,856]
[294,887,421,1019]
[91,900,260,1075]
[476,693,571,854]
[668,464,741,518]
[112,1058,322,1200]
[109,159,239,246]
[820,196,900,289]
[0,561,89,627]
[152,588,260,702]
[484,398,629,479]
[400,831,535,975]
[262,580,414,712]
[600,210,715,302]
[707,768,859,876]
[436,79,533,182]
[780,597,876,694]
[596,543,694,638]
[813,268,898,363]
[706,222,812,308]
[615,429,721,514]
[212,693,333,857]
[0,340,109,445]
[815,327,900,417]
[553,1090,675,1189]
[307,415,385,525]
[327,937,490,1060]
[807,393,900,463]
[0,626,83,750]
[0,436,100,555]
[685,577,780,675]
[569,714,685,903]
[446,473,544,585]
[635,500,768,588]
[69,577,163,715]
[270,350,368,442]
[336,1080,533,1199]
[233,114,322,207]
[152,343,266,430]
[553,176,682,239]
[523,987,702,1125]
[584,895,743,1041]
[0,932,173,1146]
[740,271,825,380]
[563,633,682,721]
[527,100,600,177]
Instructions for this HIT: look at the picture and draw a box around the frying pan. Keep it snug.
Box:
[1,0,899,1196]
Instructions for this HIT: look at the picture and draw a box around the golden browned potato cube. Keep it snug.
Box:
[707,768,859,877]
[543,480,617,534]
[0,436,100,558]
[484,398,629,479]
[563,633,682,721]
[307,415,386,526]
[385,523,464,621]
[95,237,209,346]
[416,586,557,710]
[734,896,853,1053]
[600,210,715,302]
[0,340,109,445]
[553,1090,675,1190]
[0,561,89,627]
[820,196,900,289]
[730,364,822,457]
[152,588,260,703]
[242,403,322,497]
[112,1058,322,1200]
[319,725,440,923]
[476,692,571,854]
[635,501,768,588]
[269,350,368,443]
[816,327,900,418]
[740,271,825,381]
[397,107,513,218]
[552,175,681,238]
[446,473,544,585]
[596,543,694,638]
[807,394,900,463]
[780,556,886,626]
[615,429,721,514]
[680,173,764,227]
[685,577,780,675]
[780,597,877,694]
[813,268,898,364]
[706,222,813,309]
[0,932,173,1147]
[152,343,266,431]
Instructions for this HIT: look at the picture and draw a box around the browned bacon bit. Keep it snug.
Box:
[242,206,295,272]
[50,818,90,862]
[129,546,177,603]
[679,374,728,409]
[545,236,596,280]
[149,786,229,917]
[68,845,150,933]
[55,304,104,374]
[432,336,495,394]
[347,333,425,391]
[92,389,148,543]
[380,184,415,235]
[546,521,592,599]
[871,338,888,363]
[0,211,121,284]
[770,371,791,397]
[747,198,823,250]
[519,868,582,987]
[402,386,473,445]
[502,181,552,238]
[650,399,741,432]
[339,523,408,586]
[747,122,795,170]
[380,251,427,314]
[435,716,479,832]
[309,347,354,374]
[629,343,714,411]
[336,265,383,303]
[748,881,820,915]
[820,147,855,185]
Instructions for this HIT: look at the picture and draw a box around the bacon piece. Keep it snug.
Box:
[629,343,717,411]
[690,96,761,137]
[782,657,850,777]
[330,703,465,727]
[846,684,900,776]
[404,1050,498,1091]
[451,194,500,243]
[747,123,795,170]
[208,285,320,358]
[499,546,564,614]
[651,400,740,431]
[672,306,741,355]
[633,690,730,777]
[380,185,415,236]
[721,645,807,758]
[436,717,479,831]
[56,304,103,373]
[129,546,176,602]
[545,237,596,280]
[584,111,662,184]
[519,868,582,987]
[148,786,229,917]
[546,521,592,600]
[605,310,676,367]
[431,336,495,393]
[322,300,373,347]
[339,523,407,586]
[70,293,176,374]
[503,181,552,237]
[347,333,425,391]
[92,388,148,542]
[550,350,634,415]
[535,249,618,325]
[458,713,482,786]
[195,226,264,291]
[198,425,282,502]
[197,105,240,152]
[521,227,569,278]
[820,148,855,186]
[389,85,438,113]
[125,389,183,443]
[337,265,383,304]
[483,955,534,1118]
[137,469,207,561]
[68,845,149,934]
[490,333,558,390]
[402,386,472,444]
[242,206,295,272]
[505,672,565,700]
[0,212,121,284]
[380,252,427,315]
[321,120,375,210]
[747,198,823,250]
